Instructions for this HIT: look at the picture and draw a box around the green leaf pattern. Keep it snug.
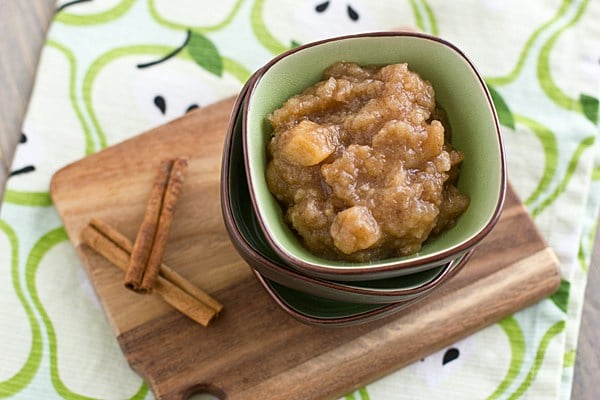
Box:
[487,84,516,129]
[187,31,224,76]
[550,280,571,313]
[580,94,599,124]
[1,0,598,398]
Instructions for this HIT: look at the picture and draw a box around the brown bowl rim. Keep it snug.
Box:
[253,250,473,327]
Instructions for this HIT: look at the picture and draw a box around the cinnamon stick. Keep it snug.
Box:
[124,161,170,291]
[140,157,187,291]
[91,218,223,314]
[81,219,222,326]
[125,158,187,292]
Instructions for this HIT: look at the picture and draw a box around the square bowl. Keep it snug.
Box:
[242,31,505,281]
[221,89,473,303]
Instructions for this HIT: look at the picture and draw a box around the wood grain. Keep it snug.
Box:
[50,97,562,400]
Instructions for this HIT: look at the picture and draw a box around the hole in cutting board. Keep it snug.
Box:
[186,384,225,400]
[188,395,219,400]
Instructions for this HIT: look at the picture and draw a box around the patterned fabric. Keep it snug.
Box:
[1,1,598,399]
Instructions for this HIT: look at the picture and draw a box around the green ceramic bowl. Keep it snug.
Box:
[221,85,472,304]
[243,32,505,281]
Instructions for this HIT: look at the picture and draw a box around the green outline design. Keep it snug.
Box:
[0,220,43,397]
[221,56,253,83]
[83,45,174,149]
[409,0,426,33]
[486,0,571,86]
[54,0,136,26]
[4,40,91,207]
[593,165,600,181]
[148,0,244,32]
[578,239,589,272]
[345,387,370,400]
[250,0,289,55]
[358,387,370,400]
[537,0,588,114]
[563,349,576,368]
[513,115,559,207]
[409,0,438,35]
[577,243,589,273]
[46,40,94,155]
[578,218,598,272]
[531,135,595,217]
[83,44,251,149]
[3,191,52,207]
[25,227,149,400]
[486,316,526,400]
[420,0,438,36]
[507,321,565,400]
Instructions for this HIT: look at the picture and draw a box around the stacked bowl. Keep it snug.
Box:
[221,32,506,327]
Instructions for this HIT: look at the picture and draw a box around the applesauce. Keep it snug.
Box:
[265,62,469,262]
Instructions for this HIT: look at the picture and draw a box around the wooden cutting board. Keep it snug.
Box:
[50,96,560,400]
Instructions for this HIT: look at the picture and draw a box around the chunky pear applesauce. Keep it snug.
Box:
[265,62,469,262]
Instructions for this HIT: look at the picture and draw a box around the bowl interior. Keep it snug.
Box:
[228,97,452,291]
[245,32,505,271]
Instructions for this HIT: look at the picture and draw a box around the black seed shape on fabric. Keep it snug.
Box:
[154,96,167,114]
[315,1,330,12]
[347,5,359,21]
[442,348,460,365]
[20,133,27,144]
[186,104,200,113]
